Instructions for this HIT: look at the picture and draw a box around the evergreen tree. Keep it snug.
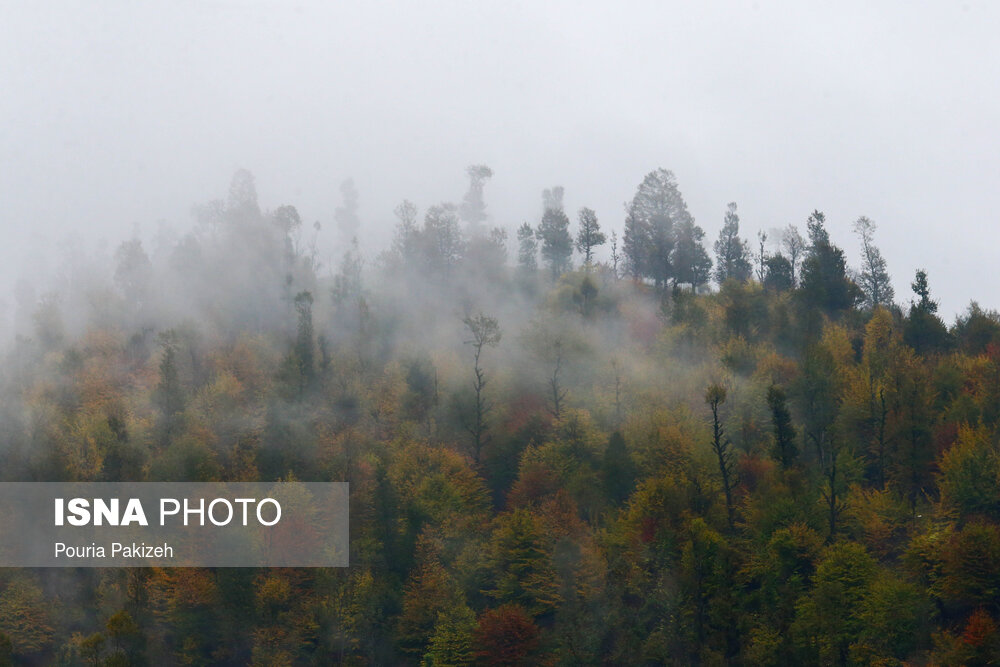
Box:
[767,385,798,468]
[853,216,894,309]
[799,210,860,313]
[536,188,573,279]
[423,203,464,276]
[714,202,752,284]
[673,218,712,290]
[624,168,694,288]
[763,253,794,292]
[335,178,361,242]
[903,269,950,354]
[516,222,538,273]
[459,164,493,230]
[574,207,606,266]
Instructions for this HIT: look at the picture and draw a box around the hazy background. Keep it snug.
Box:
[2,0,998,323]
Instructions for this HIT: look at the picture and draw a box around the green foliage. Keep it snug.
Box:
[791,542,877,664]
[938,424,1000,521]
[537,200,573,279]
[486,509,560,618]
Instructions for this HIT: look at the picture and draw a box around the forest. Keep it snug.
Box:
[1,165,999,666]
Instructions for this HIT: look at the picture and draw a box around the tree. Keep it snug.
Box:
[155,330,184,439]
[459,164,493,229]
[853,216,894,309]
[714,202,752,284]
[781,224,806,286]
[291,291,315,393]
[423,203,464,276]
[473,605,540,666]
[105,610,142,664]
[0,579,53,657]
[763,253,794,292]
[706,383,738,531]
[516,222,538,274]
[391,199,420,264]
[537,189,573,279]
[938,424,1000,521]
[464,313,502,463]
[799,210,860,314]
[487,510,559,617]
[624,168,694,288]
[422,604,476,666]
[609,230,620,278]
[113,239,152,309]
[903,269,950,354]
[547,339,568,420]
[575,207,606,266]
[602,431,636,505]
[672,219,712,291]
[335,178,360,242]
[622,205,648,282]
[755,230,768,283]
[792,542,877,665]
[767,385,798,468]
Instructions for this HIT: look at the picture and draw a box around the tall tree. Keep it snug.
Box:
[714,202,752,284]
[292,291,315,392]
[537,189,573,279]
[767,385,798,468]
[516,222,538,273]
[390,200,420,264]
[464,313,502,464]
[608,230,620,279]
[460,164,494,230]
[422,203,464,277]
[904,269,950,354]
[335,178,361,243]
[781,224,806,286]
[853,216,894,309]
[763,253,794,292]
[673,218,713,291]
[706,383,738,531]
[575,207,606,266]
[800,210,859,314]
[624,168,694,288]
[755,230,768,283]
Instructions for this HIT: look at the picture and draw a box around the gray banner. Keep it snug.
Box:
[0,482,348,567]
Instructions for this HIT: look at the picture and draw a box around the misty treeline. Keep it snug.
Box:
[2,166,1000,665]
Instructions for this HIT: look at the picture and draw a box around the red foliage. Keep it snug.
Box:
[933,421,959,459]
[473,605,540,666]
[737,454,774,493]
[501,393,549,434]
[506,461,559,509]
[962,608,998,647]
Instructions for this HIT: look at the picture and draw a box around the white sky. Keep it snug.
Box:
[2,0,999,318]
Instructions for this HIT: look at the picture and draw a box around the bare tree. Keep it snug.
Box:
[706,383,738,531]
[755,230,768,283]
[781,224,806,286]
[463,313,501,463]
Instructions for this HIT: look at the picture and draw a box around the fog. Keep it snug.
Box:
[3,0,1000,323]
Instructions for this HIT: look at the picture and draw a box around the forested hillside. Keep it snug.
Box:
[2,167,1000,665]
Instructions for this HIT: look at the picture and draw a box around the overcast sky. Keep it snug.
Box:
[2,0,998,319]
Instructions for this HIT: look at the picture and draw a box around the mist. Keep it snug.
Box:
[4,1,1000,326]
[5,3,1000,664]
